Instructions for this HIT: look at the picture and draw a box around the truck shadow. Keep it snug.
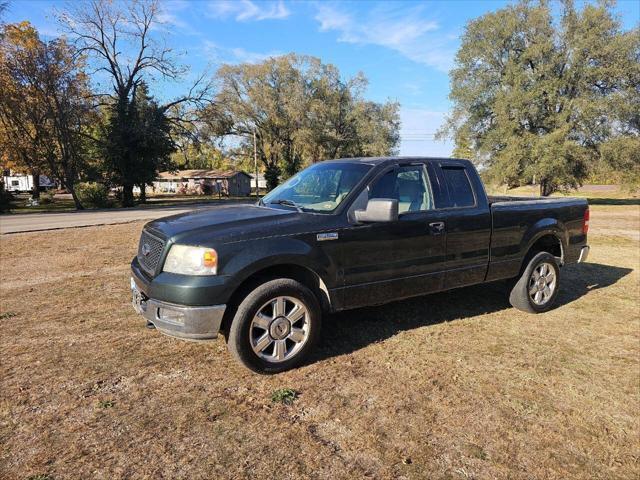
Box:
[311,262,633,363]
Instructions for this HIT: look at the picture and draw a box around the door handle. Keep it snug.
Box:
[429,221,445,234]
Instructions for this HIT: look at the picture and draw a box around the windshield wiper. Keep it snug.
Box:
[269,199,303,212]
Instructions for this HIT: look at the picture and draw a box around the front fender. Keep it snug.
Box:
[219,235,336,295]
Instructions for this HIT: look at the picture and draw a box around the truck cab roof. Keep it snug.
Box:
[324,156,472,167]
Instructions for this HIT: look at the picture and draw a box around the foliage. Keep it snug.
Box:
[271,388,298,405]
[171,139,234,171]
[440,1,639,196]
[598,136,640,191]
[97,83,176,204]
[0,21,91,207]
[76,182,110,208]
[207,54,400,190]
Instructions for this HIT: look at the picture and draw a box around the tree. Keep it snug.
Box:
[440,0,639,196]
[208,54,399,190]
[98,82,175,202]
[59,0,212,206]
[0,22,91,207]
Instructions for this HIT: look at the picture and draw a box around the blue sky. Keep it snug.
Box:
[4,0,639,156]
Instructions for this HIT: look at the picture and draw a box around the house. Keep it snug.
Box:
[154,169,252,196]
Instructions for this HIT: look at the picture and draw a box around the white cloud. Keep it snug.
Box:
[156,1,189,28]
[203,40,282,64]
[315,3,454,72]
[207,0,290,21]
[399,108,453,157]
[153,0,202,35]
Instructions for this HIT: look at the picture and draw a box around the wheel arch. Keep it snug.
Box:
[520,231,565,275]
[220,262,332,336]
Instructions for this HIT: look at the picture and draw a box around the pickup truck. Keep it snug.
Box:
[131,157,590,373]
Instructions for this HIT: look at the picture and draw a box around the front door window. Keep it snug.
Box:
[369,165,434,213]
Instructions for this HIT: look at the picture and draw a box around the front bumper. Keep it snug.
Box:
[131,277,225,340]
[577,245,590,263]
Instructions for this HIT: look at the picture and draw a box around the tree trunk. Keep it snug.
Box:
[122,183,135,207]
[68,183,84,210]
[539,179,553,197]
[139,184,147,203]
[30,169,40,199]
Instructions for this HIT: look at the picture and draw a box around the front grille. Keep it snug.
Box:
[137,229,166,276]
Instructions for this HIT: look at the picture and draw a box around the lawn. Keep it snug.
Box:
[0,204,638,479]
[3,193,253,215]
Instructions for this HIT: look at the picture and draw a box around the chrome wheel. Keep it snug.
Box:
[528,262,557,306]
[249,296,310,363]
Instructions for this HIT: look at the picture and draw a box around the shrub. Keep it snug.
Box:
[39,191,54,204]
[76,182,111,208]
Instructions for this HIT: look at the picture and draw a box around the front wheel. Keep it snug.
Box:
[226,278,322,373]
[509,251,560,313]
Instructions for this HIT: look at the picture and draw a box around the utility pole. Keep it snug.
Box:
[253,128,259,200]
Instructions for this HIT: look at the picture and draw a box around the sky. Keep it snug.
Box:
[4,0,639,157]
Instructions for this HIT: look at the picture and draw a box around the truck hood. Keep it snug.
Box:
[145,204,300,244]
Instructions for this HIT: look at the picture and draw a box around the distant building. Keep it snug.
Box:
[249,173,267,192]
[154,169,252,196]
[2,170,56,192]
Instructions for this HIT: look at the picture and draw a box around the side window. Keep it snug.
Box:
[441,167,475,207]
[369,166,433,213]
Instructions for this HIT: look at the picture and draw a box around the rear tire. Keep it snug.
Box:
[226,278,321,373]
[509,252,560,313]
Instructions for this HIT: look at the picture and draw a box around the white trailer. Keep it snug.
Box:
[2,174,55,193]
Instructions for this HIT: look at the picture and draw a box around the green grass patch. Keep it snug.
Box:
[97,400,115,409]
[271,388,298,405]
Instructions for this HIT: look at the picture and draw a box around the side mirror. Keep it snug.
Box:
[354,198,399,223]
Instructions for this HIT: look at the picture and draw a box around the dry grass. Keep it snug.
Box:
[1,204,639,479]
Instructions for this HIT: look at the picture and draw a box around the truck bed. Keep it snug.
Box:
[487,195,574,205]
[485,195,589,282]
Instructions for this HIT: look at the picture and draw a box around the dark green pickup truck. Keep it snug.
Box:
[131,157,590,373]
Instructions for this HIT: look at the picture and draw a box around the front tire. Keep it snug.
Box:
[226,278,322,373]
[509,251,560,313]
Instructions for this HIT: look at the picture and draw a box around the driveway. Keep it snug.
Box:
[0,201,251,234]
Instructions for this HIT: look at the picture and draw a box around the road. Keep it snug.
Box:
[0,202,249,234]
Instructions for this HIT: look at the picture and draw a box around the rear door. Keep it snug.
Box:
[433,161,491,289]
[338,162,448,309]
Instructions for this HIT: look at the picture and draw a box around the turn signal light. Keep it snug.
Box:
[583,208,589,235]
[203,250,217,268]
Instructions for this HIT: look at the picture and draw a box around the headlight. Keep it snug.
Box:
[162,245,218,275]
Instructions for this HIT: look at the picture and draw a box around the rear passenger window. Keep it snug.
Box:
[442,167,475,207]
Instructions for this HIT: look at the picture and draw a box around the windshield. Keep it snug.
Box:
[262,162,371,213]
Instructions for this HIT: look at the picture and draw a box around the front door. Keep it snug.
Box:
[337,164,447,309]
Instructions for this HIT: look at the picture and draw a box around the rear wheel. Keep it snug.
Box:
[226,278,321,373]
[509,251,560,313]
